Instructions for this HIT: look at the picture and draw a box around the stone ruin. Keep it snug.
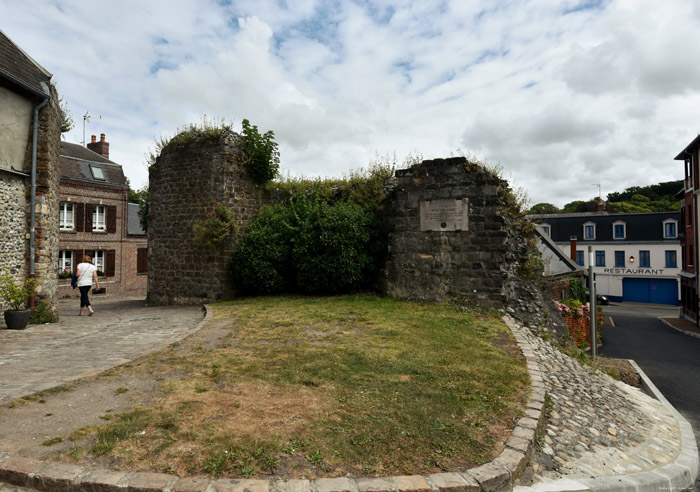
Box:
[146,135,566,339]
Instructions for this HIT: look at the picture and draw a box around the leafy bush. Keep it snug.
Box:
[29,300,59,324]
[233,192,381,295]
[0,269,36,310]
[293,199,374,294]
[232,205,295,295]
[241,119,280,185]
[193,204,237,249]
[569,277,586,302]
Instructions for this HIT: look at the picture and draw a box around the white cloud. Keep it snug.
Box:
[1,0,696,206]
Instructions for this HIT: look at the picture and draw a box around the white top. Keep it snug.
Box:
[76,263,97,287]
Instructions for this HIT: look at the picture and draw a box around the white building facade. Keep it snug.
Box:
[532,212,681,305]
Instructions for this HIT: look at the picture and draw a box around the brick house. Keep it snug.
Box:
[57,135,147,298]
[0,29,62,316]
[675,136,700,322]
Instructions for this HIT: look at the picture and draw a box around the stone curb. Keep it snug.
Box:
[658,316,700,341]
[0,312,545,492]
[513,359,699,492]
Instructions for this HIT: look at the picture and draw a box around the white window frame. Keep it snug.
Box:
[59,250,73,274]
[612,221,626,240]
[59,202,74,231]
[94,250,104,273]
[93,205,106,232]
[583,221,596,240]
[540,224,551,237]
[663,219,678,239]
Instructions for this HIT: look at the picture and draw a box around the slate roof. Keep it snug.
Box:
[127,203,146,236]
[0,29,52,98]
[59,142,127,188]
[674,134,700,160]
[531,211,681,243]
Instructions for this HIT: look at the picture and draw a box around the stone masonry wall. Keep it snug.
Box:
[32,85,61,303]
[147,132,263,305]
[383,158,509,309]
[383,157,568,341]
[0,174,28,311]
[0,86,60,316]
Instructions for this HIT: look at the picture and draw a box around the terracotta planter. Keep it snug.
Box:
[4,309,31,330]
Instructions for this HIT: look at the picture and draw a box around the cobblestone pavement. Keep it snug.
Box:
[0,297,204,403]
[515,322,694,489]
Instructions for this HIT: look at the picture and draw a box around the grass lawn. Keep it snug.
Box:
[65,296,529,479]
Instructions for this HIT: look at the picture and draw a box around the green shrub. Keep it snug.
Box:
[569,277,586,302]
[232,204,295,295]
[29,300,59,324]
[293,200,373,294]
[233,192,381,295]
[241,119,280,185]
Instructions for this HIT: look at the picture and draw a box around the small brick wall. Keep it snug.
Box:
[147,132,263,305]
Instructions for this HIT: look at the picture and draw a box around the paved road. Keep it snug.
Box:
[0,296,205,403]
[599,302,700,491]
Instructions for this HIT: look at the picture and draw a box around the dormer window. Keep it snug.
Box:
[613,221,626,240]
[663,219,678,239]
[90,165,106,180]
[540,224,551,237]
[583,222,596,240]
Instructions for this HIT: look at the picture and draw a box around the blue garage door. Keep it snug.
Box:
[622,278,679,305]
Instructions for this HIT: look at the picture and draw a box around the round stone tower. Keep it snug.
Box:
[147,130,263,305]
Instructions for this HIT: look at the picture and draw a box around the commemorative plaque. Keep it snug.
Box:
[419,198,468,232]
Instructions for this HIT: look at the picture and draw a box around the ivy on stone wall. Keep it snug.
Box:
[193,204,237,249]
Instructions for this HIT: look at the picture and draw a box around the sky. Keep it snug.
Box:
[2,0,700,208]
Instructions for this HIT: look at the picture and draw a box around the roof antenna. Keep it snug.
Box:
[593,183,601,199]
[82,111,101,146]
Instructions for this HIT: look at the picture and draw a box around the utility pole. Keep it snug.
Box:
[588,245,597,357]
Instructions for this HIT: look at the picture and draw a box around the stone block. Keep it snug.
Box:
[276,479,313,492]
[77,469,131,491]
[427,472,479,492]
[127,471,176,491]
[495,447,527,478]
[215,479,270,492]
[465,460,511,492]
[29,461,84,492]
[392,475,431,492]
[0,456,43,486]
[170,476,213,491]
[315,477,355,492]
[356,477,393,492]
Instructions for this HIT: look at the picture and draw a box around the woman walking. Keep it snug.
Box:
[76,255,100,316]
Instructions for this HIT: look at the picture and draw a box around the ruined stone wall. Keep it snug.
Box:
[147,132,263,305]
[383,157,568,340]
[383,158,510,309]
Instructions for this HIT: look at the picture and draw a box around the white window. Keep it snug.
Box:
[583,222,596,240]
[613,221,626,240]
[59,202,74,230]
[94,250,104,273]
[93,205,106,231]
[663,219,678,239]
[59,250,72,274]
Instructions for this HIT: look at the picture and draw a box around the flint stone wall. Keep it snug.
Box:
[147,132,262,306]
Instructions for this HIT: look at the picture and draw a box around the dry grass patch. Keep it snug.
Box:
[58,295,529,479]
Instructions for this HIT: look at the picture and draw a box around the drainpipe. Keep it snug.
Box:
[29,96,49,309]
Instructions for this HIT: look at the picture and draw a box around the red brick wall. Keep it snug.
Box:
[58,180,146,298]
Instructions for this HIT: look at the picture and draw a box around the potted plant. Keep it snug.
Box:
[0,269,36,330]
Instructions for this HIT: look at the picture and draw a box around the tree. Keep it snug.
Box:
[527,203,560,214]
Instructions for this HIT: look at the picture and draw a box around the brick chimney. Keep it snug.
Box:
[87,133,109,159]
[570,236,577,261]
[597,197,605,212]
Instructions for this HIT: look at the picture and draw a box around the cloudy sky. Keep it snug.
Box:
[2,0,699,207]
